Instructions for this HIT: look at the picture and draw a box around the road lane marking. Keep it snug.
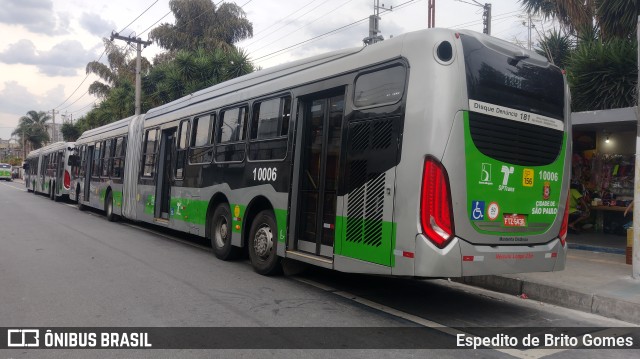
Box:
[294,276,575,358]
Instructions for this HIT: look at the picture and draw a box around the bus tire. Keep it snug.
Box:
[105,191,117,222]
[248,210,282,276]
[211,204,240,261]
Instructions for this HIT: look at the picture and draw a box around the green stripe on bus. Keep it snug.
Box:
[274,208,287,244]
[335,216,397,267]
[113,191,123,207]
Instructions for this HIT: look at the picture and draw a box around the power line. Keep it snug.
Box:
[54,1,161,110]
[252,0,420,64]
[253,16,369,63]
[243,0,328,49]
[248,0,355,54]
[54,49,107,110]
[118,0,160,34]
[246,0,319,42]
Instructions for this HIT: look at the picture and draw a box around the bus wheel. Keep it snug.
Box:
[105,191,117,222]
[211,204,240,261]
[248,210,282,275]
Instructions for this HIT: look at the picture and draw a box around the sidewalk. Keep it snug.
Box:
[458,235,640,325]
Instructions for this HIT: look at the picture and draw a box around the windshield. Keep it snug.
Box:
[460,34,565,121]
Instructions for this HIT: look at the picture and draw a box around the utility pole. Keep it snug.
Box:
[110,32,151,115]
[428,0,435,28]
[363,0,391,45]
[50,109,59,143]
[482,2,491,35]
[457,1,491,35]
[632,15,640,279]
[527,13,533,50]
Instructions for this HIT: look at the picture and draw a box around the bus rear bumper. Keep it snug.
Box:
[414,234,567,277]
[458,238,567,276]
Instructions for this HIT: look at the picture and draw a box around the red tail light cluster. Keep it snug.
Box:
[420,157,455,248]
[558,196,569,247]
[64,170,71,190]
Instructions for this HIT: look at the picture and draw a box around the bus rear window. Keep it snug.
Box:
[460,34,564,120]
[354,66,406,108]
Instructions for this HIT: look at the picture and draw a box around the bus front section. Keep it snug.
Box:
[417,30,570,277]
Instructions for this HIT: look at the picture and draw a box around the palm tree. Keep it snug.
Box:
[519,0,637,40]
[86,38,151,99]
[12,110,51,150]
[520,0,638,111]
[535,28,573,68]
[149,0,253,55]
[142,47,255,109]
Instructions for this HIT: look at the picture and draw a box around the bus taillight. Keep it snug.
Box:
[64,170,71,190]
[558,196,569,247]
[420,157,455,248]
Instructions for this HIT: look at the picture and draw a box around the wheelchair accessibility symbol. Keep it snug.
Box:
[470,201,485,221]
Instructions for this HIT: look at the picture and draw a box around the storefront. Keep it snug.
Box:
[571,107,636,238]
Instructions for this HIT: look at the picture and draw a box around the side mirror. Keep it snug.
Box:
[22,163,30,170]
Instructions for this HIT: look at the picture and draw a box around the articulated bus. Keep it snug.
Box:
[25,141,76,201]
[70,29,571,277]
[0,163,11,181]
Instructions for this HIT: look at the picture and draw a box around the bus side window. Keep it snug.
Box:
[102,139,113,177]
[92,142,101,178]
[141,129,158,178]
[189,114,214,164]
[215,105,248,162]
[111,137,124,178]
[175,119,189,178]
[79,146,86,178]
[249,96,290,161]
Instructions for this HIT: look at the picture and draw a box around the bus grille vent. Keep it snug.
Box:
[372,120,393,149]
[349,119,394,152]
[345,172,385,247]
[350,122,370,151]
[468,112,563,166]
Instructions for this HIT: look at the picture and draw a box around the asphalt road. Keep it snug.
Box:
[0,179,637,359]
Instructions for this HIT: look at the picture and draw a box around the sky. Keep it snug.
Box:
[0,0,544,141]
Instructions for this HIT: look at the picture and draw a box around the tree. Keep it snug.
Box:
[568,39,637,111]
[61,122,81,142]
[12,110,51,150]
[149,0,252,56]
[519,0,637,40]
[535,28,573,68]
[142,47,254,109]
[520,0,638,111]
[86,38,151,99]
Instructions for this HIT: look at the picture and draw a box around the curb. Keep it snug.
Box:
[455,275,640,325]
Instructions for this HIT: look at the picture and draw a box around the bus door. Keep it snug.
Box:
[296,92,345,258]
[155,128,176,220]
[56,151,63,195]
[83,146,94,201]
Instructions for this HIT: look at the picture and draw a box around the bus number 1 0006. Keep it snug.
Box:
[253,167,278,182]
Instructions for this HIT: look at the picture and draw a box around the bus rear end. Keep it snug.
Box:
[415,30,570,277]
[0,163,12,181]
